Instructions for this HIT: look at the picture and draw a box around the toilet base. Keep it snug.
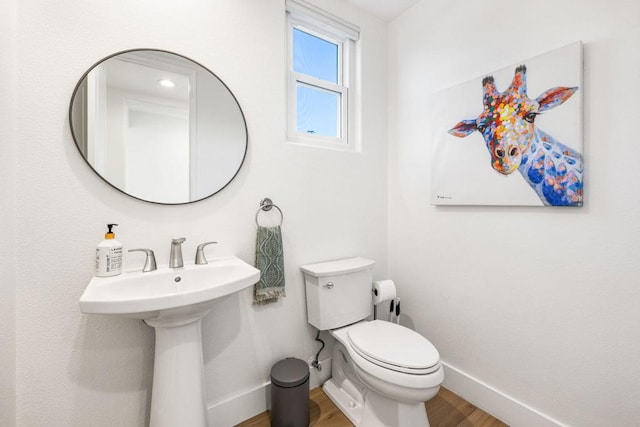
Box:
[323,378,364,425]
[323,378,430,427]
[323,340,431,427]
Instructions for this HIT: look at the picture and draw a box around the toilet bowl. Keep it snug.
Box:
[300,257,444,427]
[325,320,443,426]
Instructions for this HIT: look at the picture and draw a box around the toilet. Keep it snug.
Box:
[301,257,444,427]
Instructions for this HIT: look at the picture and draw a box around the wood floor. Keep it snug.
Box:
[236,386,508,427]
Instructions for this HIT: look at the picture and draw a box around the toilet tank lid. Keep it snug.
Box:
[301,257,375,277]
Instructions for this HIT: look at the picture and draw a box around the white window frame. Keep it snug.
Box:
[286,0,360,151]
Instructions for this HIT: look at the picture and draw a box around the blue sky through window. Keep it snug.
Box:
[293,28,341,138]
[293,28,338,83]
[296,83,339,137]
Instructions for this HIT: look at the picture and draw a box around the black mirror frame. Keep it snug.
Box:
[69,48,249,205]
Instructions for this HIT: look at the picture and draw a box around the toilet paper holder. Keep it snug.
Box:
[372,280,399,322]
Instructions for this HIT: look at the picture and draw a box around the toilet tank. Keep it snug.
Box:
[300,257,375,331]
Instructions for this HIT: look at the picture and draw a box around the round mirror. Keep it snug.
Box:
[69,49,247,204]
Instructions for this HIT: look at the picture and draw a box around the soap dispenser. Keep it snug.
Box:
[96,224,123,277]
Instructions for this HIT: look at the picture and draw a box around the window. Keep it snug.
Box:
[286,0,360,150]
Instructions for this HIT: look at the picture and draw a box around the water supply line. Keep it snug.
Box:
[312,329,325,371]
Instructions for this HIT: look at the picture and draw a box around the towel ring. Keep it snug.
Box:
[255,198,284,227]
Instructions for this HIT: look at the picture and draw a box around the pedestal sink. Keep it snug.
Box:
[79,256,260,427]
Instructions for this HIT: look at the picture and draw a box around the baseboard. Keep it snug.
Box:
[442,361,567,427]
[208,381,270,426]
[207,357,332,426]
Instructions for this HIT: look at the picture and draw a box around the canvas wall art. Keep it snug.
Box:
[431,41,583,206]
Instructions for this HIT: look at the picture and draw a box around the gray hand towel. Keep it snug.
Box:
[254,225,285,304]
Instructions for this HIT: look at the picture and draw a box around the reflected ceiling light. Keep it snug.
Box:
[158,79,176,88]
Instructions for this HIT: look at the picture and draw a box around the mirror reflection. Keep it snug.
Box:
[70,49,247,204]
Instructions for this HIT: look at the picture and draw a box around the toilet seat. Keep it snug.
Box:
[347,320,440,375]
[331,321,443,395]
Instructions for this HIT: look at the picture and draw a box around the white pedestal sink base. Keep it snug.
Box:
[148,315,209,427]
[78,257,261,427]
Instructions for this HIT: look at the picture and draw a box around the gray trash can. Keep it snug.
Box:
[270,357,310,427]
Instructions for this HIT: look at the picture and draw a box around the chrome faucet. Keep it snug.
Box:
[169,238,186,268]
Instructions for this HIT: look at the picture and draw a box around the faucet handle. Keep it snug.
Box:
[172,237,186,244]
[128,249,157,272]
[195,241,218,265]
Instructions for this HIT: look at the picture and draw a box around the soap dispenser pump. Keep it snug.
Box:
[96,223,123,277]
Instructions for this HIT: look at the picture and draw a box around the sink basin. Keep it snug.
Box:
[79,255,261,427]
[79,255,260,319]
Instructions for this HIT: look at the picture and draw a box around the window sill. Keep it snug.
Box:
[286,136,358,153]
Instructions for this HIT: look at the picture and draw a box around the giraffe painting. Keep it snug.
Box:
[448,65,583,206]
[431,42,583,207]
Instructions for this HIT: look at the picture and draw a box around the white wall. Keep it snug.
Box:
[0,1,17,425]
[11,0,387,425]
[388,1,640,425]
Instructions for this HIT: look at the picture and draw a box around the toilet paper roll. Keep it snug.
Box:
[372,280,397,305]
